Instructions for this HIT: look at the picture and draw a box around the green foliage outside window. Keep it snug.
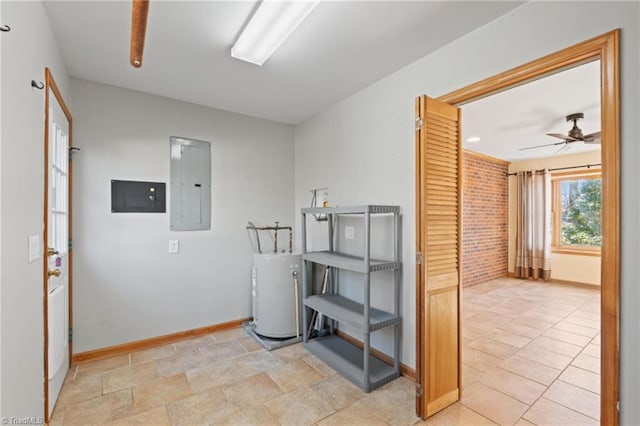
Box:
[560,178,602,247]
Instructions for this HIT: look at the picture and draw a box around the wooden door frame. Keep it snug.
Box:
[43,67,73,422]
[416,29,620,424]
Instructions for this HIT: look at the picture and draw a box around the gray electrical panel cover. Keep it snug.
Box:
[170,137,211,231]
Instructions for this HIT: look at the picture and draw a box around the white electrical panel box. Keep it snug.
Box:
[170,137,211,231]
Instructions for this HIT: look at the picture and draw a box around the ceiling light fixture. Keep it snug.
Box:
[231,0,320,66]
[466,137,481,143]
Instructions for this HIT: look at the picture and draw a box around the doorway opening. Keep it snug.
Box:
[415,30,619,425]
[456,59,602,424]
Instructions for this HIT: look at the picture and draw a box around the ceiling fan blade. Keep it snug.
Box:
[583,131,602,144]
[554,144,572,156]
[519,141,566,151]
[546,133,577,141]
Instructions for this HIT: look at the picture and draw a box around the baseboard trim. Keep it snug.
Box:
[548,278,601,289]
[334,330,416,381]
[506,272,599,288]
[71,317,252,364]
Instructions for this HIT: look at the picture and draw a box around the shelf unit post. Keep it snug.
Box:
[393,210,400,371]
[301,211,309,344]
[363,210,371,390]
[328,213,336,334]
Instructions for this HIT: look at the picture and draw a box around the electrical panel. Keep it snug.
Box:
[170,136,211,231]
[111,180,166,213]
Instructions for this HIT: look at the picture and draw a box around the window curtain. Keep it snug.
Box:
[514,169,552,280]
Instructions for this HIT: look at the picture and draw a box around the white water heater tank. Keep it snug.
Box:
[252,253,302,338]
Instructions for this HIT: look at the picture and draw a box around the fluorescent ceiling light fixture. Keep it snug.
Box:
[231,0,320,66]
[466,136,481,143]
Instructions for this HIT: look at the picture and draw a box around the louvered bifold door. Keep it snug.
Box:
[415,95,461,419]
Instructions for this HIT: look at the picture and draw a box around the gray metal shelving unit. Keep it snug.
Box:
[300,205,401,392]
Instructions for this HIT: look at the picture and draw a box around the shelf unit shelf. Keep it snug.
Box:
[305,335,399,391]
[304,294,399,332]
[301,205,399,215]
[301,204,401,393]
[302,251,400,273]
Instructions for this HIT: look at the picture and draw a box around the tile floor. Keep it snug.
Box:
[458,277,601,425]
[51,327,420,426]
[51,277,600,425]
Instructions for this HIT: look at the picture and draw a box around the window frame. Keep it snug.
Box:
[551,169,602,256]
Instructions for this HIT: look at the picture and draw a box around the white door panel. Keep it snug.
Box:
[46,77,70,418]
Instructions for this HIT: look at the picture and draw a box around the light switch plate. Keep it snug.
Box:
[169,240,180,254]
[345,226,355,240]
[28,235,41,263]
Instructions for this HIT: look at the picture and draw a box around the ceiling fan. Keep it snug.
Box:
[520,113,601,155]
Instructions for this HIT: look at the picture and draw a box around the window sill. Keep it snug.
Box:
[552,248,601,257]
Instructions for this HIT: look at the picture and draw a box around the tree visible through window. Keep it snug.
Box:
[553,173,601,252]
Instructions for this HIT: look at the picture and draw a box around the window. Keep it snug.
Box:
[49,119,69,256]
[552,170,601,255]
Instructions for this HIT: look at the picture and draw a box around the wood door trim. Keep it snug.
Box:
[437,31,616,106]
[43,67,73,423]
[42,68,50,425]
[415,29,620,424]
[414,96,425,417]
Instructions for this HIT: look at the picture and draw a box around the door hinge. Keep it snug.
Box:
[416,251,424,265]
[415,117,423,131]
[416,383,423,397]
[617,401,620,412]
[68,328,72,342]
[68,239,73,251]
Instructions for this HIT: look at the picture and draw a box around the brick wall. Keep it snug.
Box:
[462,150,509,287]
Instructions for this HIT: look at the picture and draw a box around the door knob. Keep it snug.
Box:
[48,269,61,278]
[47,247,59,256]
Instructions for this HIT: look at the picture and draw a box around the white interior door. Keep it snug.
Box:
[46,81,70,417]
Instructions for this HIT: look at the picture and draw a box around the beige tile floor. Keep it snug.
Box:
[51,277,600,425]
[456,277,601,426]
[51,327,421,426]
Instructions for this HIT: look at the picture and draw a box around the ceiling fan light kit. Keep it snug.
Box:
[231,0,320,66]
[566,112,585,139]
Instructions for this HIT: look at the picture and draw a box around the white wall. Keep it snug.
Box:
[70,79,294,353]
[0,1,69,419]
[508,151,602,285]
[294,2,639,422]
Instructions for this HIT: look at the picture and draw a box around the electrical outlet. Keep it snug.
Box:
[169,240,180,254]
[345,226,355,240]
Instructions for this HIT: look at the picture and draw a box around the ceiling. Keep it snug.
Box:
[43,1,522,125]
[462,60,601,162]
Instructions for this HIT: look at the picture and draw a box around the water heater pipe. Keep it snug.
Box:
[292,270,300,338]
[246,222,293,253]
